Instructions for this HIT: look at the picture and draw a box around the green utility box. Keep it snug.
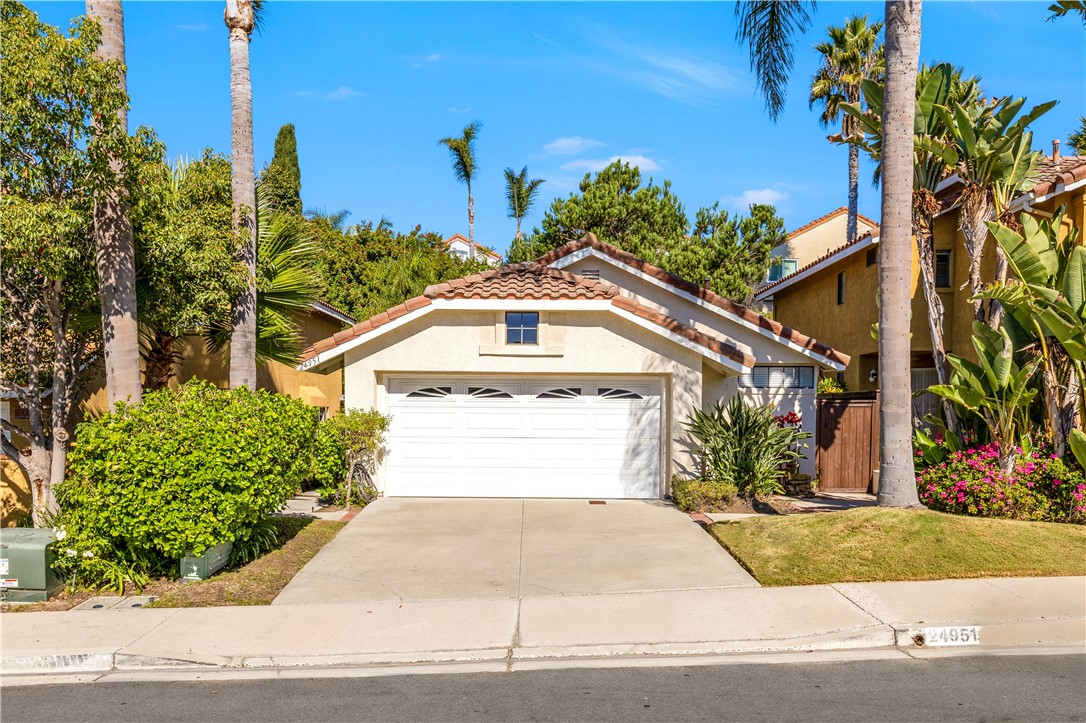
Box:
[180,541,233,582]
[0,528,62,603]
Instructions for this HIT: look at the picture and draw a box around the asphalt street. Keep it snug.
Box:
[2,653,1084,722]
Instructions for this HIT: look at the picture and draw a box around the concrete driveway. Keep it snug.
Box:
[273,498,757,605]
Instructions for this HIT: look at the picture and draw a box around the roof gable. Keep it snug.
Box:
[755,229,879,300]
[783,206,878,243]
[538,234,850,368]
[443,233,502,260]
[297,261,757,372]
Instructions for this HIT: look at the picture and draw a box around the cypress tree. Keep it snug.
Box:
[259,123,302,214]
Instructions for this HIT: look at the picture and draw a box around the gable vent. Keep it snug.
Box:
[580,269,601,280]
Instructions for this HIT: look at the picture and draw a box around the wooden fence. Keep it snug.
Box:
[815,392,880,493]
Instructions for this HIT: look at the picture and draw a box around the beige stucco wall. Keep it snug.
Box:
[701,362,818,478]
[342,308,709,493]
[772,213,878,269]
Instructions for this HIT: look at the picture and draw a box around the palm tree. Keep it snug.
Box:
[86,0,142,407]
[935,96,1054,328]
[504,166,545,240]
[810,15,884,243]
[737,0,923,507]
[225,0,262,388]
[875,0,924,507]
[206,193,321,367]
[439,121,482,257]
[838,64,982,435]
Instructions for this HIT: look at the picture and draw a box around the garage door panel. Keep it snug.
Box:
[462,412,523,433]
[387,378,662,499]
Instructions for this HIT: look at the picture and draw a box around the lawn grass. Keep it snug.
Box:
[708,507,1086,587]
[146,517,345,607]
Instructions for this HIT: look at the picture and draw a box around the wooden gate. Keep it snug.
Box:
[816,392,879,493]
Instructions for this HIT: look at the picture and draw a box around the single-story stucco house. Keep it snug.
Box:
[299,234,850,500]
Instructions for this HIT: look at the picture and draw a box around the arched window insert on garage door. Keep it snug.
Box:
[467,386,514,399]
[597,387,643,400]
[406,386,453,398]
[537,387,582,399]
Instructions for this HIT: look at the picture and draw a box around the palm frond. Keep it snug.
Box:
[735,0,816,122]
[438,121,482,185]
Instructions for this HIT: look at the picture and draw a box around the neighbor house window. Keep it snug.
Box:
[506,312,539,344]
[935,250,952,288]
[837,271,846,305]
[767,257,799,282]
[739,366,816,389]
[866,247,877,267]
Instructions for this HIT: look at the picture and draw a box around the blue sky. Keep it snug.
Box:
[30,1,1086,255]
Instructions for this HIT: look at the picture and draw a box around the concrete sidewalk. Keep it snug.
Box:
[3,577,1083,678]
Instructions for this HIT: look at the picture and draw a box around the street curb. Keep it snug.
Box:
[4,617,1083,679]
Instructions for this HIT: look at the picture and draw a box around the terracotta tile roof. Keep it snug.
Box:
[443,233,502,260]
[310,299,356,324]
[783,207,878,242]
[755,228,879,299]
[1032,155,1086,196]
[424,263,617,300]
[535,234,851,367]
[298,261,755,368]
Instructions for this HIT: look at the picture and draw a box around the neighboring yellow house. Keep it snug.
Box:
[767,206,879,282]
[755,152,1086,405]
[1,301,353,526]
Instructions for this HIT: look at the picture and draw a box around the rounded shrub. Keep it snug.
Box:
[54,380,318,587]
[671,475,739,513]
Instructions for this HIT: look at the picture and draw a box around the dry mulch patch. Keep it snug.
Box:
[2,516,346,612]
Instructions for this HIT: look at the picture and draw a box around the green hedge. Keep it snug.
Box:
[671,476,739,513]
[54,381,318,588]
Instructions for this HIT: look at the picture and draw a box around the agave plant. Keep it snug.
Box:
[685,397,810,498]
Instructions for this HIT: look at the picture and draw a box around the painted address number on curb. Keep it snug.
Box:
[921,626,981,646]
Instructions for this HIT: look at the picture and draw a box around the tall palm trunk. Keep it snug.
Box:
[957,186,1001,327]
[86,0,142,408]
[847,141,860,242]
[876,0,922,508]
[225,0,257,389]
[913,195,959,434]
[467,181,476,259]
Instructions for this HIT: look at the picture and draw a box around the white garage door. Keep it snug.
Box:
[385,378,662,498]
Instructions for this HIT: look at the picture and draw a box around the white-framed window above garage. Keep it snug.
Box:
[738,366,816,389]
[505,312,539,345]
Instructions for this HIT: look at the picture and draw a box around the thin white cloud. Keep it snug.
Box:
[410,52,445,68]
[324,86,361,100]
[583,27,746,108]
[542,136,604,156]
[177,23,210,31]
[447,105,472,113]
[724,188,789,210]
[561,154,661,173]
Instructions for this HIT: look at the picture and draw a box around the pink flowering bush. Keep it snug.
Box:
[917,443,1086,524]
